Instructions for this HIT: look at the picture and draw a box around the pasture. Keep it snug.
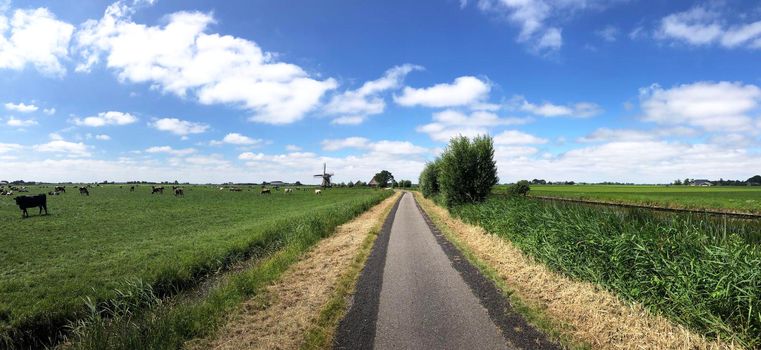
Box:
[0,185,390,346]
[518,184,761,214]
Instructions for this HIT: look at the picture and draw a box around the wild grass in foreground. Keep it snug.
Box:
[0,186,390,348]
[64,190,392,350]
[452,196,761,348]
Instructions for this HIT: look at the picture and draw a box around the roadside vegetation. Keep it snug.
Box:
[420,135,761,348]
[522,184,761,214]
[0,186,391,348]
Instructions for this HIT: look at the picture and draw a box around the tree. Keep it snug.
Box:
[373,170,394,188]
[419,159,441,198]
[347,181,355,188]
[508,180,531,196]
[294,181,302,186]
[437,135,498,207]
[748,175,761,185]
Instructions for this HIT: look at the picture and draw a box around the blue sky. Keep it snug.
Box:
[1,0,760,184]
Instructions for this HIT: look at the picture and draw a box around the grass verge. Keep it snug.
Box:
[62,191,393,350]
[300,192,401,350]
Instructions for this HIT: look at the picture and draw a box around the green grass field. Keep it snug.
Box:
[510,184,761,214]
[0,185,390,347]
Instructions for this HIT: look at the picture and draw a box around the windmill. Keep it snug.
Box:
[314,163,334,188]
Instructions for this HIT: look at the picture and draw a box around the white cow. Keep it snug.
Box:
[315,189,322,195]
[284,188,293,194]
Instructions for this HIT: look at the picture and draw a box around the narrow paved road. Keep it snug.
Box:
[373,193,511,350]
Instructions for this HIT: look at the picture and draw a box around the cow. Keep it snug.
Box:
[130,186,135,192]
[261,188,271,195]
[284,188,293,194]
[315,189,322,195]
[55,186,66,193]
[175,188,184,197]
[15,194,47,218]
[230,188,243,192]
[47,191,61,196]
[151,186,164,194]
[79,187,90,196]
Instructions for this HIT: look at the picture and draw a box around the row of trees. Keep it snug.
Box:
[672,176,761,186]
[419,136,499,207]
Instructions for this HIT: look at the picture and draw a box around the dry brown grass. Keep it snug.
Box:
[186,192,401,350]
[414,193,742,350]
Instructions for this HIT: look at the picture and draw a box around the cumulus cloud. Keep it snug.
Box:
[0,142,22,154]
[145,145,196,156]
[72,111,138,127]
[6,116,37,127]
[395,76,490,108]
[324,64,421,125]
[74,1,336,124]
[578,127,698,143]
[95,134,111,140]
[493,130,548,145]
[508,95,603,117]
[150,118,208,136]
[639,81,761,132]
[285,144,301,152]
[43,107,55,115]
[34,140,90,157]
[657,5,761,49]
[4,102,38,112]
[0,7,74,76]
[417,109,531,142]
[210,132,264,146]
[321,137,428,155]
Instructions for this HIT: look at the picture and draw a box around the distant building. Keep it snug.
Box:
[690,179,713,186]
[269,181,285,186]
[368,178,379,187]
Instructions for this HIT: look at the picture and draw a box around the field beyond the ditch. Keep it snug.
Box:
[514,184,761,214]
[0,185,390,346]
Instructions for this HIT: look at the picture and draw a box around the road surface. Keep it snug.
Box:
[335,192,557,350]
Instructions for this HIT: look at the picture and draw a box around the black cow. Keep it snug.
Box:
[15,194,48,218]
[79,187,90,196]
[55,186,66,193]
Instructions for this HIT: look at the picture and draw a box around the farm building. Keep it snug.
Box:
[269,181,286,186]
[690,179,713,186]
[368,178,379,187]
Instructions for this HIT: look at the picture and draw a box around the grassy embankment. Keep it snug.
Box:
[452,196,761,348]
[0,185,391,348]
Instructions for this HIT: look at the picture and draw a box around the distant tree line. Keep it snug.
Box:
[672,175,761,186]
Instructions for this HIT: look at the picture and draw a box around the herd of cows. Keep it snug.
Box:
[4,184,326,218]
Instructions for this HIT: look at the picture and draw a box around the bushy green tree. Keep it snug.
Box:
[508,180,531,196]
[437,135,498,207]
[373,170,394,187]
[419,159,441,198]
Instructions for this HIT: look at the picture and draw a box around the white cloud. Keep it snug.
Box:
[508,95,603,117]
[578,127,698,143]
[150,117,208,136]
[321,137,370,151]
[0,7,74,76]
[4,102,38,112]
[145,145,196,156]
[0,142,22,154]
[324,64,421,124]
[285,144,301,152]
[474,0,620,52]
[395,76,490,108]
[6,116,37,127]
[417,109,531,142]
[34,140,90,157]
[48,132,63,140]
[75,2,336,124]
[639,81,761,132]
[595,25,619,42]
[43,107,55,115]
[72,111,138,127]
[95,134,111,140]
[321,137,428,155]
[493,130,548,145]
[211,132,264,146]
[657,6,761,49]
